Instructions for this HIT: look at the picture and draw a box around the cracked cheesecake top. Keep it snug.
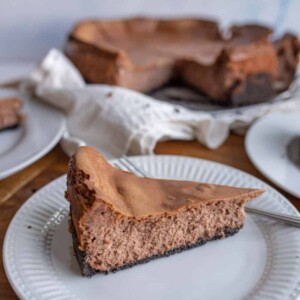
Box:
[69,146,264,217]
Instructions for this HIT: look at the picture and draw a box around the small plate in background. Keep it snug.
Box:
[0,88,65,179]
[245,111,300,198]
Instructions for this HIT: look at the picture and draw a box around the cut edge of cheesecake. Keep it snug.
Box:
[69,218,242,277]
[66,146,264,276]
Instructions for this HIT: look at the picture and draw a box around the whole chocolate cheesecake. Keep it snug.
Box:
[65,18,299,106]
[66,147,264,276]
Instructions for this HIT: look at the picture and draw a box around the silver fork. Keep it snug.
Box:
[114,156,300,228]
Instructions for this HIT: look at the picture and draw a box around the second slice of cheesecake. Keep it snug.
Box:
[0,97,24,131]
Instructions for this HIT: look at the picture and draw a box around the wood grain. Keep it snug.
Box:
[0,147,63,206]
[0,136,299,299]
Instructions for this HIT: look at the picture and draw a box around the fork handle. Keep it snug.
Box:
[245,207,300,227]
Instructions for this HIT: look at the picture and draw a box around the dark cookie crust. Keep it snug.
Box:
[0,124,20,132]
[228,73,275,106]
[70,219,242,277]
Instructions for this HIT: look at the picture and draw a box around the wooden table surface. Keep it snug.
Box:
[0,134,299,299]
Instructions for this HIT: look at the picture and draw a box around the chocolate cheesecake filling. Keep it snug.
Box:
[66,147,264,276]
[65,18,299,105]
[0,97,24,131]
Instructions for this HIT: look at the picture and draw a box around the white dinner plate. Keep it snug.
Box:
[245,111,300,199]
[0,88,65,179]
[3,155,300,300]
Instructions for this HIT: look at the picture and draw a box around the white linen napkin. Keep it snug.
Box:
[23,49,300,159]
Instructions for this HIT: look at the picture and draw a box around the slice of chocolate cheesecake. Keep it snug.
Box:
[0,97,24,131]
[66,147,264,276]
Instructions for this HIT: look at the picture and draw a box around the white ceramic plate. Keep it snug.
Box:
[245,111,300,199]
[0,89,65,179]
[3,155,300,300]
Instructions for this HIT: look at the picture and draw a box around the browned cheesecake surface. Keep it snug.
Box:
[73,147,263,217]
[65,18,299,105]
[66,147,264,276]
